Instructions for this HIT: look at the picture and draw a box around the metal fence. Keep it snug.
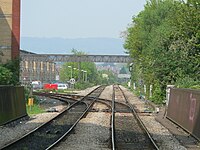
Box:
[0,86,27,125]
[167,88,200,140]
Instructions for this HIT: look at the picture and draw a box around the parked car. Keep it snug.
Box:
[31,81,42,90]
[57,83,68,90]
[43,83,58,90]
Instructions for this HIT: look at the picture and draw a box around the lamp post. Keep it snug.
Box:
[76,68,80,81]
[73,68,77,79]
[68,66,72,79]
[84,71,87,82]
[81,70,84,81]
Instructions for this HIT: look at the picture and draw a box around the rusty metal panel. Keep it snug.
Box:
[0,86,27,125]
[167,88,200,140]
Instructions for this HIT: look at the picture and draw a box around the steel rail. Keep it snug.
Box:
[1,86,105,150]
[111,85,116,150]
[166,116,200,142]
[45,85,106,149]
[34,92,131,113]
[50,94,132,114]
[46,96,98,149]
[55,95,132,113]
[117,85,159,150]
[93,99,112,111]
[47,93,132,113]
[1,98,85,150]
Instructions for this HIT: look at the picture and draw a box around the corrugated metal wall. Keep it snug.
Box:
[0,86,27,125]
[167,88,200,140]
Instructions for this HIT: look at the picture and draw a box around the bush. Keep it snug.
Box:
[24,86,40,104]
[0,66,13,85]
[150,82,164,104]
[75,82,94,90]
[175,76,200,89]
[2,58,20,85]
[24,86,30,102]
[190,85,200,90]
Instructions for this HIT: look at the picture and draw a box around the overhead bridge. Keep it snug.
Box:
[20,51,131,84]
[20,53,131,63]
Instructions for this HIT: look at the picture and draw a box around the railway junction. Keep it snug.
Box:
[0,85,199,150]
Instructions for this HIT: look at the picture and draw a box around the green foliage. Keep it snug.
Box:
[175,76,200,89]
[98,70,118,85]
[32,95,40,104]
[56,89,69,93]
[0,58,20,85]
[60,49,99,89]
[24,87,30,102]
[60,50,120,87]
[0,66,13,85]
[26,104,44,115]
[151,82,164,104]
[190,85,200,90]
[24,87,40,104]
[75,81,94,90]
[169,0,200,81]
[60,61,98,84]
[124,0,200,103]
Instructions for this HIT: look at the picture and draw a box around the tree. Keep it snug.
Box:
[170,0,200,81]
[59,49,99,87]
[98,70,118,85]
[124,0,200,103]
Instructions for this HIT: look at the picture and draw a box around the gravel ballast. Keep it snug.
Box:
[53,86,112,150]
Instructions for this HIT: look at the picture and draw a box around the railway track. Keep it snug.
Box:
[1,85,195,149]
[111,85,159,150]
[1,86,105,150]
[37,92,132,113]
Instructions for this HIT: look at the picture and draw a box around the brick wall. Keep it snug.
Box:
[12,0,20,59]
[0,0,20,63]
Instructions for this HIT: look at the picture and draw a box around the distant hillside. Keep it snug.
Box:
[20,37,127,55]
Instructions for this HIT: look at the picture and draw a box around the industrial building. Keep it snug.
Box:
[20,50,56,85]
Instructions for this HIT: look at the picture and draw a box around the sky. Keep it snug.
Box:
[21,0,147,39]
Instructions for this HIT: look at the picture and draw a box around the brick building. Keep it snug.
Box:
[20,50,56,84]
[0,0,20,63]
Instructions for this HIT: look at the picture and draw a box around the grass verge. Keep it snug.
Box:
[26,104,44,115]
